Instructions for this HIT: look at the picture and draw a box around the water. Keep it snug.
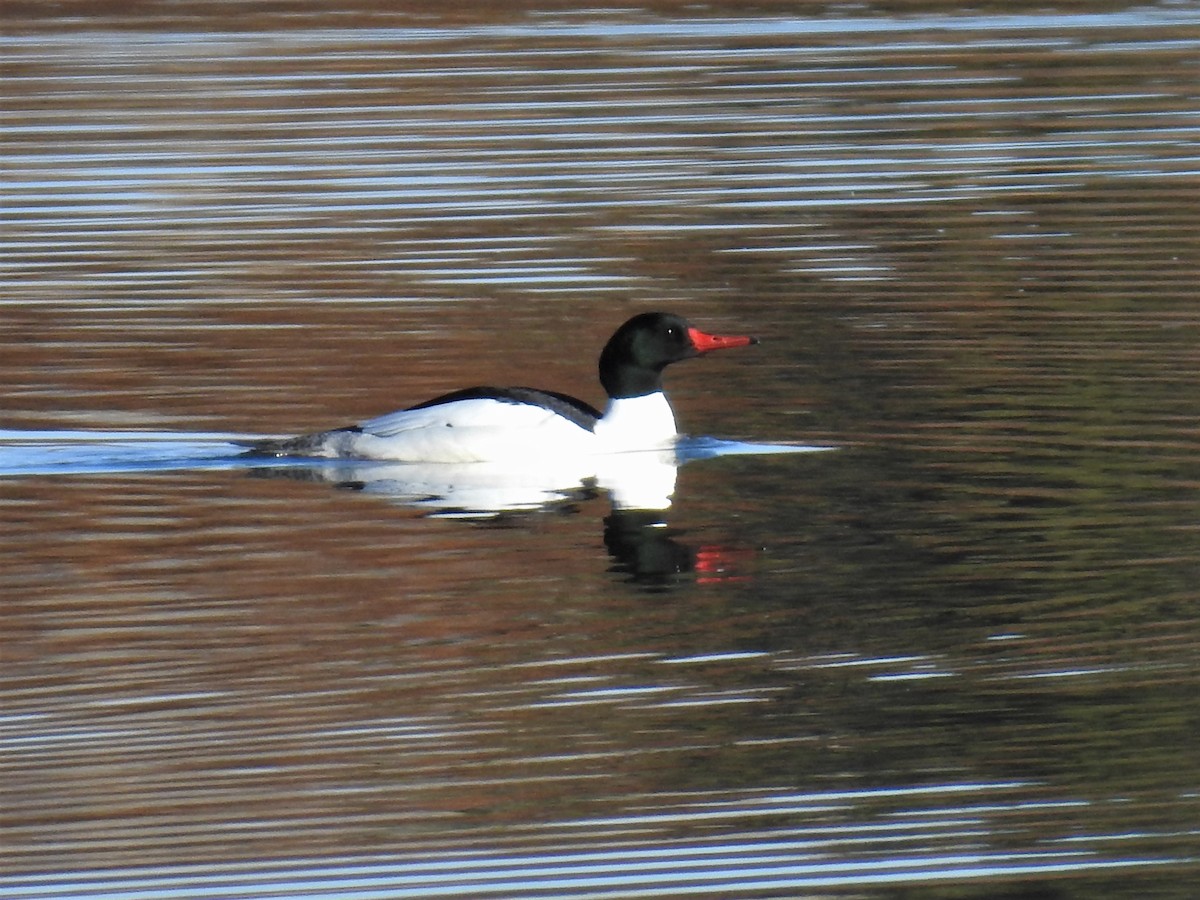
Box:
[3,3,1200,898]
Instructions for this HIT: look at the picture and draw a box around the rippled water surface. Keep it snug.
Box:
[3,3,1200,898]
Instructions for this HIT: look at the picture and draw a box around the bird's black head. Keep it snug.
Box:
[598,312,756,399]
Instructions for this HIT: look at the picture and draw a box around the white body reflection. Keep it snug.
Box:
[261,448,676,517]
[248,437,830,588]
[271,450,678,517]
[255,438,828,517]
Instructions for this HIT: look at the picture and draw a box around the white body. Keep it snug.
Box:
[302,392,678,464]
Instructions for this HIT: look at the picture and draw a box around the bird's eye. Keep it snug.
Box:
[666,326,678,338]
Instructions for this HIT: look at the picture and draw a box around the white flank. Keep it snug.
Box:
[321,399,591,463]
[303,392,678,463]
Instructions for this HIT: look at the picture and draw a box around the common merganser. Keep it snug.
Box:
[249,312,757,463]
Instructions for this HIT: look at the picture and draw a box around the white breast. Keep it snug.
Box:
[593,392,677,453]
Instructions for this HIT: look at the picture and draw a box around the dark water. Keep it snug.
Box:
[3,4,1200,898]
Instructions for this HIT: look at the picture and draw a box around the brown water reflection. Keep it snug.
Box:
[3,3,1200,898]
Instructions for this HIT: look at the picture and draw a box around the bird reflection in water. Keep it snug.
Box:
[251,437,825,590]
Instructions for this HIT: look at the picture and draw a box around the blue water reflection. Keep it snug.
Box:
[2,778,1176,899]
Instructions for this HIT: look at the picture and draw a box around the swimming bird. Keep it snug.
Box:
[249,312,757,463]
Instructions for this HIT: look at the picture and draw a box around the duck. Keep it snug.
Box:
[249,312,757,463]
